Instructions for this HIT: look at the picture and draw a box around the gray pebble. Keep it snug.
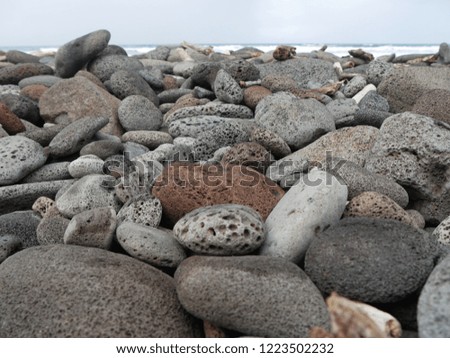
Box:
[18,75,62,88]
[0,210,41,248]
[0,235,21,263]
[108,70,159,105]
[117,194,162,227]
[342,75,367,97]
[87,54,144,82]
[80,140,124,159]
[213,69,243,104]
[118,95,162,131]
[68,155,105,178]
[158,89,193,104]
[22,162,71,183]
[37,215,70,245]
[122,130,173,149]
[359,91,390,112]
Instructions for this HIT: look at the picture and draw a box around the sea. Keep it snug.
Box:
[0,43,442,58]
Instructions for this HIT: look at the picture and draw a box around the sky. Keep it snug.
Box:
[1,0,449,46]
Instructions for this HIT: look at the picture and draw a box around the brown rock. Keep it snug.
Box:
[412,89,450,124]
[273,46,296,61]
[0,63,54,85]
[249,127,291,159]
[406,209,426,229]
[20,84,49,102]
[221,142,272,173]
[243,86,272,110]
[163,75,178,90]
[74,70,107,90]
[39,76,123,136]
[343,191,419,228]
[163,95,209,123]
[152,162,284,224]
[0,102,26,134]
[261,74,298,92]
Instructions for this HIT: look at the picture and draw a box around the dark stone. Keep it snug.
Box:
[0,93,43,126]
[87,54,143,82]
[0,210,41,249]
[6,50,40,64]
[0,63,54,85]
[107,70,159,105]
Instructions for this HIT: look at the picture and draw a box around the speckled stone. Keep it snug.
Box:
[117,194,162,227]
[37,215,69,245]
[432,216,450,250]
[249,126,291,159]
[0,63,54,85]
[0,102,26,134]
[122,130,173,149]
[0,210,41,248]
[168,116,237,138]
[68,155,105,178]
[213,69,243,104]
[0,235,21,263]
[118,95,162,131]
[22,162,71,183]
[243,86,272,110]
[108,70,159,105]
[87,54,144,82]
[79,140,124,159]
[221,142,272,173]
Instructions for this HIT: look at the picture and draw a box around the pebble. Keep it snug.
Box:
[260,169,348,263]
[32,196,59,218]
[20,84,48,101]
[0,102,26,134]
[0,210,41,249]
[169,115,236,138]
[0,245,201,337]
[18,75,62,88]
[118,95,162,131]
[79,140,124,159]
[351,108,391,128]
[418,253,450,337]
[359,90,390,112]
[152,162,284,224]
[249,126,291,159]
[213,69,243,104]
[352,84,377,103]
[243,85,272,110]
[37,214,70,245]
[117,194,162,227]
[367,60,393,86]
[343,75,367,97]
[326,98,359,125]
[107,70,159,105]
[123,141,149,160]
[173,204,265,255]
[87,54,144,82]
[412,89,450,125]
[122,130,173,149]
[17,123,65,147]
[63,207,117,249]
[406,209,426,230]
[5,50,40,64]
[55,29,110,78]
[0,93,42,126]
[68,155,105,178]
[0,235,21,263]
[55,174,121,218]
[305,217,438,304]
[116,222,186,268]
[221,142,271,173]
[0,63,54,85]
[49,117,109,157]
[174,255,330,337]
[255,93,335,149]
[0,136,47,185]
[158,89,193,104]
[22,162,71,183]
[432,216,450,250]
[139,67,164,90]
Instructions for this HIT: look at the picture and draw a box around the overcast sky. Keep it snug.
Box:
[1,0,449,46]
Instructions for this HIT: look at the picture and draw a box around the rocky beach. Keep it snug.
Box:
[0,29,449,338]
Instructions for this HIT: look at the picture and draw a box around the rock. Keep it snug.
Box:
[221,60,260,83]
[163,95,209,122]
[0,102,26,134]
[412,191,450,225]
[305,217,438,303]
[68,155,105,178]
[0,235,21,263]
[343,192,418,228]
[108,70,159,105]
[18,75,60,88]
[406,210,426,230]
[0,180,75,215]
[367,60,393,86]
[139,67,164,90]
[351,109,391,128]
[158,89,193,104]
[257,58,338,88]
[267,126,379,182]
[343,76,367,97]
[5,50,40,64]
[152,162,284,224]
[118,95,162,131]
[32,196,59,218]
[49,117,109,158]
[213,69,243,104]
[80,140,123,159]
[17,123,66,146]
[39,76,122,136]
[20,84,48,101]
[0,136,47,185]
[74,70,107,89]
[193,121,249,161]
[221,142,271,173]
[55,175,121,218]
[175,255,330,337]
[173,204,265,255]
[0,93,42,126]
[0,210,41,249]
[249,127,291,159]
[22,162,71,183]
[352,84,377,104]
[359,91,390,112]
[378,66,450,113]
[63,207,116,249]
[412,89,450,125]
[325,159,409,207]
[243,86,272,110]
[55,29,110,78]
[432,216,450,250]
[0,84,20,96]
[255,93,335,150]
[37,215,69,245]
[117,194,162,227]
[438,42,450,64]
[365,112,450,201]
[260,169,347,263]
[0,63,54,85]
[273,45,296,61]
[326,98,359,125]
[123,141,149,160]
[0,245,201,337]
[169,116,236,138]
[122,130,173,149]
[87,54,144,82]
[418,253,450,337]
[116,222,186,268]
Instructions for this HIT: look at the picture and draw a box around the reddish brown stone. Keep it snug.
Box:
[74,70,107,90]
[0,102,26,134]
[152,162,284,224]
[221,142,272,173]
[163,75,178,90]
[163,95,209,122]
[243,86,272,110]
[20,84,49,102]
[203,320,227,338]
[0,63,53,85]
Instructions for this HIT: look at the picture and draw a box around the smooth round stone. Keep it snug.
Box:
[22,162,71,183]
[174,204,265,255]
[79,140,124,159]
[249,126,291,159]
[418,254,450,337]
[87,54,144,82]
[305,217,438,304]
[243,85,272,110]
[121,130,173,149]
[117,194,162,227]
[133,143,176,163]
[0,245,201,337]
[0,63,54,85]
[64,207,116,249]
[221,142,271,173]
[342,75,367,97]
[32,196,59,219]
[432,215,450,250]
[174,255,330,338]
[213,69,243,104]
[0,102,26,134]
[116,222,186,268]
[0,210,41,248]
[5,50,40,64]
[37,215,69,245]
[68,155,105,178]
[139,68,164,90]
[118,95,162,131]
[123,141,149,160]
[0,235,21,263]
[108,70,159,105]
[169,116,235,138]
[158,89,193,104]
[49,117,109,158]
[0,136,47,185]
[18,75,62,88]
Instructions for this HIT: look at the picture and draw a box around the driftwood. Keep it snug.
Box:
[348,48,374,62]
[239,79,262,88]
[406,54,439,65]
[181,41,213,55]
[273,45,296,61]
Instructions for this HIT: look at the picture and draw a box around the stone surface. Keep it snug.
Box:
[22,162,71,183]
[55,29,111,78]
[305,217,438,303]
[0,93,41,126]
[367,60,393,86]
[5,50,40,64]
[17,123,66,146]
[122,130,173,149]
[343,192,418,228]
[39,76,122,136]
[213,69,243,104]
[0,210,41,249]
[221,142,271,173]
[79,140,124,159]
[37,215,69,245]
[63,207,116,249]
[0,102,26,134]
[432,216,450,250]
[55,175,121,218]
[116,222,186,268]
[249,126,291,159]
[20,84,48,101]
[406,209,426,230]
[32,196,59,218]
[158,89,193,104]
[326,98,359,124]
[0,245,201,337]
[173,204,265,255]
[118,95,162,131]
[0,63,54,85]
[418,254,450,337]
[260,169,348,263]
[0,235,21,263]
[108,70,159,105]
[152,162,284,224]
[255,93,335,150]
[412,89,450,125]
[49,117,109,157]
[168,116,235,138]
[243,85,272,110]
[359,91,390,112]
[0,136,47,185]
[68,155,105,178]
[87,54,144,82]
[117,194,162,227]
[343,75,367,98]
[175,255,330,338]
